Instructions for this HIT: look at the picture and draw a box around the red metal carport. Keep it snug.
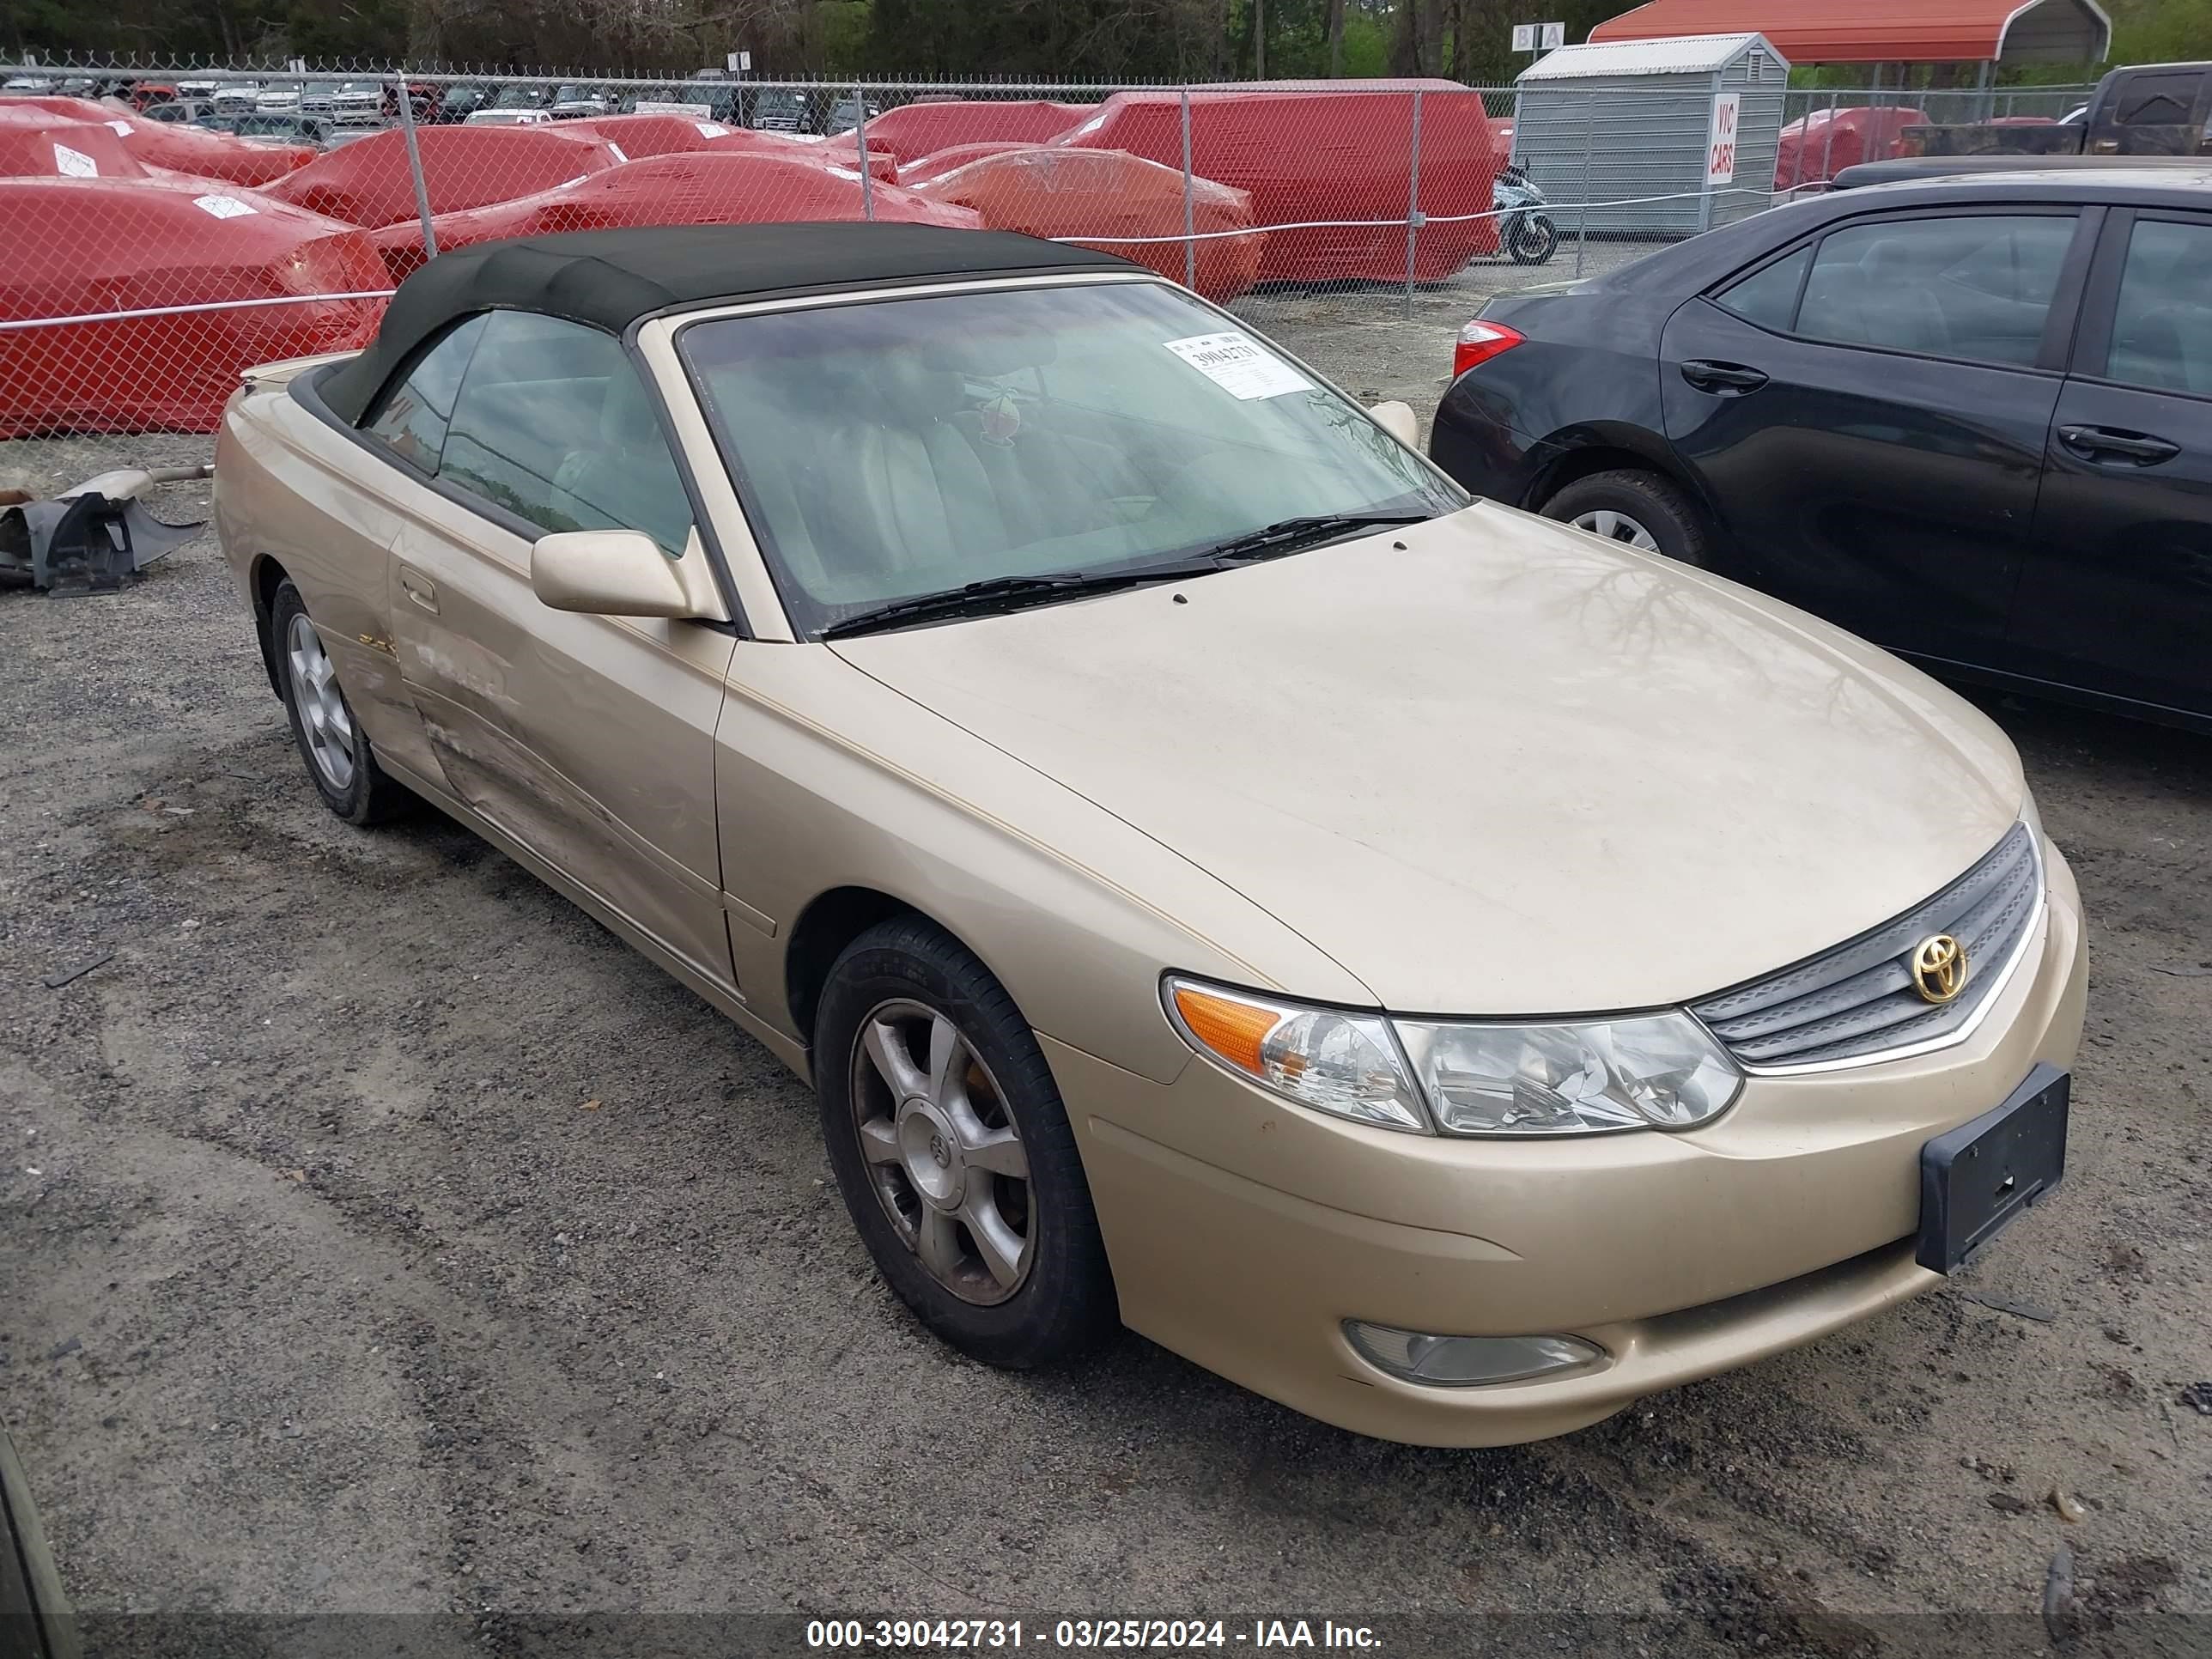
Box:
[1589,0,2112,64]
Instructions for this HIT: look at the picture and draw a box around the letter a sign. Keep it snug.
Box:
[1706,92,1740,186]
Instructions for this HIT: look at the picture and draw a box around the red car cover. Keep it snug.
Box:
[910,148,1264,303]
[262,125,623,228]
[897,141,1038,186]
[830,100,1097,161]
[561,112,738,159]
[369,152,981,283]
[0,116,149,180]
[5,97,313,185]
[1058,83,1500,283]
[0,178,387,437]
[700,127,897,182]
[1773,106,1930,188]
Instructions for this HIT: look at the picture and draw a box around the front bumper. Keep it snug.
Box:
[1056,842,2087,1447]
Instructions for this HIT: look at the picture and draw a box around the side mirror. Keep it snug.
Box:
[530,530,702,618]
[1368,399,1419,449]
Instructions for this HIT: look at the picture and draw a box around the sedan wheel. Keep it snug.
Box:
[1569,507,1660,551]
[851,999,1033,1305]
[268,576,410,825]
[814,915,1117,1368]
[285,610,357,790]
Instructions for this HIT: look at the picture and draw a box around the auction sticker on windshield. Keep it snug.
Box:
[1164,331,1312,401]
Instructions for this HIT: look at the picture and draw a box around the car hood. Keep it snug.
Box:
[831,503,2027,1014]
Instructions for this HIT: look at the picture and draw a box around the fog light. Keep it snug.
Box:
[1344,1322,1603,1388]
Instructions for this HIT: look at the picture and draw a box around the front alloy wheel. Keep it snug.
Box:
[851,999,1033,1304]
[814,916,1116,1369]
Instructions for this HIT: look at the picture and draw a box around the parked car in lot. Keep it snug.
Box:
[203,110,334,146]
[430,82,492,124]
[1432,167,2212,733]
[550,82,612,118]
[216,222,2082,1447]
[143,98,216,125]
[1907,59,2212,160]
[465,106,554,127]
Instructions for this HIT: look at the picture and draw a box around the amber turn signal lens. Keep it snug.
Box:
[1170,985,1280,1075]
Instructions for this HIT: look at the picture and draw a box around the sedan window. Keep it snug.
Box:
[438,313,695,556]
[680,281,1462,635]
[361,314,487,474]
[1796,215,2075,368]
[2105,218,2212,395]
[1715,246,1811,331]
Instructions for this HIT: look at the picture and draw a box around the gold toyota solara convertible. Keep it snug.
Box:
[215,224,2087,1446]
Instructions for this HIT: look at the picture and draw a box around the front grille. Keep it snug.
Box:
[1692,823,2043,1072]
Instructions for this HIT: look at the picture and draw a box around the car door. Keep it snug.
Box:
[2005,210,2212,721]
[1658,206,2096,664]
[378,309,742,994]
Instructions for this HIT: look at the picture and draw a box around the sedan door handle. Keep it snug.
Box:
[398,565,439,613]
[2057,424,2180,465]
[1680,360,1770,395]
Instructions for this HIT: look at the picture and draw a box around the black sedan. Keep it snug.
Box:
[1430,167,2212,732]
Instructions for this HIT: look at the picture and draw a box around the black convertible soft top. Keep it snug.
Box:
[319,222,1138,422]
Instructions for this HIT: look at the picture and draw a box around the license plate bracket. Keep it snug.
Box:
[1917,1062,2069,1275]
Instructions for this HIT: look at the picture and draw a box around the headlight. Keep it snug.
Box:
[1164,979,1429,1133]
[1394,1012,1741,1135]
[1164,978,1741,1137]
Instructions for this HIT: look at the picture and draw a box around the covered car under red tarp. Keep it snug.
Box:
[0,178,388,438]
[1058,83,1501,283]
[897,141,1039,186]
[700,127,898,182]
[909,148,1264,303]
[368,151,982,284]
[4,97,314,185]
[0,116,149,180]
[1773,106,1930,187]
[826,99,1098,163]
[262,125,623,228]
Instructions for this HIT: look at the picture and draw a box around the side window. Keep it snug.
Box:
[2111,70,2203,128]
[360,313,487,473]
[1795,215,2075,368]
[2104,218,2212,396]
[1714,246,1810,331]
[438,312,695,556]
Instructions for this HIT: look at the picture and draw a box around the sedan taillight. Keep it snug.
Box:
[1453,320,1526,377]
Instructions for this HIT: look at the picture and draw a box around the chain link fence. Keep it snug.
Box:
[0,58,2098,446]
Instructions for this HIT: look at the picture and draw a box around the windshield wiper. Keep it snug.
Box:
[819,561,1228,640]
[1202,513,1431,563]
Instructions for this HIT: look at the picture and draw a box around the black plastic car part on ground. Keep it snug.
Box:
[1428,167,2212,734]
[0,1431,80,1659]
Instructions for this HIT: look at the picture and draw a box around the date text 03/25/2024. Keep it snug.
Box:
[805,1620,1382,1650]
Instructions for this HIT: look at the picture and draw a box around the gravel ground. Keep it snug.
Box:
[3,301,2209,1653]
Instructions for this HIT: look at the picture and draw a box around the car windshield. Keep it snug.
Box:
[680,280,1463,635]
[493,87,545,108]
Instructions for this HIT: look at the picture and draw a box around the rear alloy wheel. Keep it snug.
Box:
[270,578,411,825]
[1542,468,1712,568]
[816,917,1116,1368]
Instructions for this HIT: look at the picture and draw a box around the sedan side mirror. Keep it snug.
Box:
[1368,399,1419,448]
[531,530,706,618]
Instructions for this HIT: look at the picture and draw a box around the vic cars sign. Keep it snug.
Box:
[1705,92,1741,187]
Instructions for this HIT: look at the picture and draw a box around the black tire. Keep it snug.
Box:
[1541,468,1713,568]
[815,915,1117,1369]
[269,578,411,826]
[1508,215,1559,265]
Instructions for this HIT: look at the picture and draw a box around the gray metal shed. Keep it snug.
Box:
[1513,32,1790,238]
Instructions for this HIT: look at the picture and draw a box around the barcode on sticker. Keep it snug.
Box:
[695,121,729,137]
[52,143,97,178]
[194,194,257,218]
